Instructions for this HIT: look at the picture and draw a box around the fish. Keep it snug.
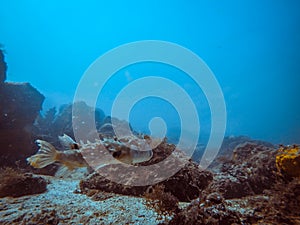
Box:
[27,134,154,174]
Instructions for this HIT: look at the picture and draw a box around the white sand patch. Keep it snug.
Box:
[0,176,170,224]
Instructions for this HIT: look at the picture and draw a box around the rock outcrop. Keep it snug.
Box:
[204,142,278,199]
[166,142,300,225]
[0,167,47,197]
[0,49,45,166]
[79,138,213,202]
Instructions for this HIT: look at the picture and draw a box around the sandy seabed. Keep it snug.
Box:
[0,175,170,225]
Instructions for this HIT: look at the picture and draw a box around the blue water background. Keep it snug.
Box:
[1,0,299,144]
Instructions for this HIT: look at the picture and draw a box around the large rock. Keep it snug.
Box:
[0,167,47,197]
[204,142,279,199]
[167,194,242,225]
[193,135,274,172]
[0,49,44,166]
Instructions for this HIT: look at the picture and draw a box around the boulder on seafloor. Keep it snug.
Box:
[192,135,274,172]
[0,84,44,166]
[79,139,213,202]
[170,177,300,225]
[0,49,45,166]
[204,142,279,199]
[0,167,48,197]
[80,162,212,202]
[166,194,242,225]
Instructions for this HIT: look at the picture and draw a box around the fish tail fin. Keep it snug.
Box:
[27,140,58,168]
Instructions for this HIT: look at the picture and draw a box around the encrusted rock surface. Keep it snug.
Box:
[203,142,278,199]
[0,49,45,166]
[0,84,44,166]
[0,168,47,198]
[165,142,300,225]
[206,136,274,172]
[166,193,241,225]
[79,138,212,202]
[80,161,212,202]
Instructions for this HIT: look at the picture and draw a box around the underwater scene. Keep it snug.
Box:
[0,1,300,225]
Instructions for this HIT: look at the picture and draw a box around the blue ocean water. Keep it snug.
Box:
[1,0,300,144]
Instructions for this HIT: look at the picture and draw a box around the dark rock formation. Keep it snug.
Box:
[166,141,300,225]
[0,82,44,166]
[219,178,300,224]
[0,167,47,197]
[0,49,45,166]
[80,138,213,202]
[80,161,212,202]
[193,135,274,172]
[204,142,279,199]
[166,194,242,225]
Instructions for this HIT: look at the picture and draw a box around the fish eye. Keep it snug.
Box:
[70,143,79,149]
[112,151,122,158]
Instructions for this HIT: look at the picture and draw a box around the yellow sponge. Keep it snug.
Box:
[276,145,300,177]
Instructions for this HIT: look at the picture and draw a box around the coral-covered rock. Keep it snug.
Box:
[205,136,274,172]
[0,168,47,197]
[80,161,212,202]
[276,145,300,177]
[205,142,279,199]
[166,195,242,225]
[80,140,213,202]
[0,82,44,166]
[224,178,300,224]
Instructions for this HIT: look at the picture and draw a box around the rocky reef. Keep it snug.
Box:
[80,159,213,202]
[0,49,44,166]
[164,142,300,225]
[166,177,300,225]
[1,47,299,224]
[77,134,212,202]
[205,142,278,199]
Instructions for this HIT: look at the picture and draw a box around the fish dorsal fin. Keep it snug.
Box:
[58,134,79,150]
